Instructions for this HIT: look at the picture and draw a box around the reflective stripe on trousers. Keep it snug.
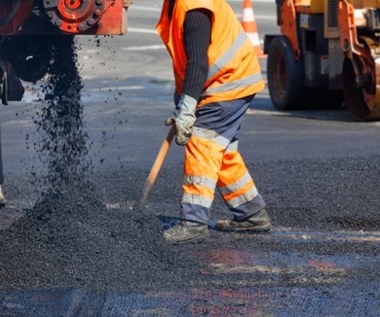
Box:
[180,95,266,224]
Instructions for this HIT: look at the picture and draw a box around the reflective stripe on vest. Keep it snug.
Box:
[207,31,248,80]
[202,72,263,97]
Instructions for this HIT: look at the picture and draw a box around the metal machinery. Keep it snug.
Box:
[0,0,129,198]
[0,0,129,104]
[264,0,380,121]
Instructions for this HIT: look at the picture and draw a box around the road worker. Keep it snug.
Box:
[157,0,272,244]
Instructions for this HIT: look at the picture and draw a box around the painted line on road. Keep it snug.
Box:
[235,13,276,20]
[121,44,165,51]
[268,226,380,243]
[127,27,158,34]
[247,108,287,116]
[89,85,144,91]
[129,6,161,12]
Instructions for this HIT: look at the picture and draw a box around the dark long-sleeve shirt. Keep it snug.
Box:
[182,9,211,101]
[169,1,211,102]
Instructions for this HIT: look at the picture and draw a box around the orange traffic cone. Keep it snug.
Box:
[241,0,265,57]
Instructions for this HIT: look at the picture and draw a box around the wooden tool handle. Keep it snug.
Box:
[140,126,176,206]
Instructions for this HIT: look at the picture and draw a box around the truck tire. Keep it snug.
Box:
[267,36,307,110]
[5,36,51,83]
[342,57,372,121]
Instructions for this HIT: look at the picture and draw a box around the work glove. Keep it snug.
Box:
[165,94,197,146]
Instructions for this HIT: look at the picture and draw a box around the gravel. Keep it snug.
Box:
[0,34,379,295]
[1,155,379,292]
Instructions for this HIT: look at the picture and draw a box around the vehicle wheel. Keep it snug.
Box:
[5,36,51,83]
[342,57,372,121]
[267,36,307,110]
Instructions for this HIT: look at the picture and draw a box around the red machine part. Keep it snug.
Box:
[42,0,129,35]
[43,0,114,34]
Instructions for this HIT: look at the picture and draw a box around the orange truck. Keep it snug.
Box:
[0,0,129,104]
[264,0,380,121]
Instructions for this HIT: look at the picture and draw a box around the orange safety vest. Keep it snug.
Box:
[156,0,265,106]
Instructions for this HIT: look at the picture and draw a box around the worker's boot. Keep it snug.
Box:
[216,209,272,232]
[0,186,7,208]
[163,221,209,244]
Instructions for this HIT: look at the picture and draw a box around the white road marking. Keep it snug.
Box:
[129,6,161,12]
[127,27,158,34]
[120,44,165,51]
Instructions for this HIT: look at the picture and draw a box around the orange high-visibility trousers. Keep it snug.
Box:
[180,95,266,224]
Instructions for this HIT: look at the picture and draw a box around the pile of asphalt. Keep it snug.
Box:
[0,155,379,292]
[0,34,379,294]
[0,36,202,293]
[0,189,201,292]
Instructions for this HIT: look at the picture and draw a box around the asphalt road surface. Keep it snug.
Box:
[0,1,380,316]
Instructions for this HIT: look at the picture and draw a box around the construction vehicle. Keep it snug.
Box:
[0,0,129,104]
[0,0,130,204]
[264,0,380,121]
